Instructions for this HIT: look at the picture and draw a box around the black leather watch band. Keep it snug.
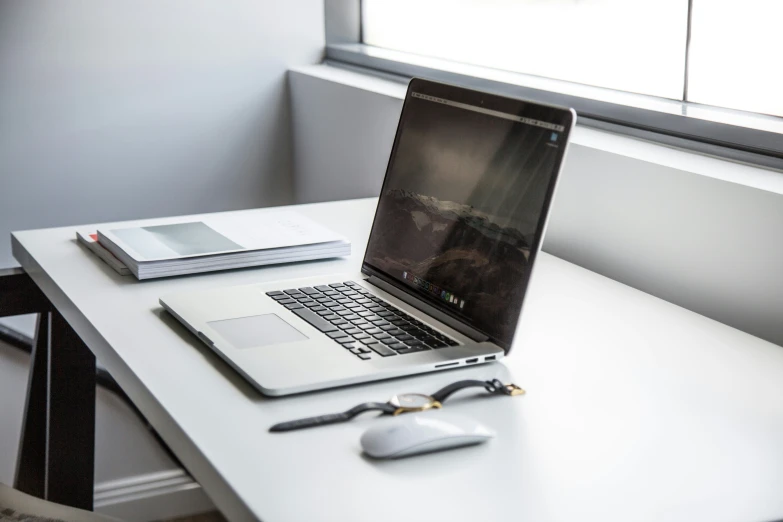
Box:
[269,402,396,432]
[430,378,512,403]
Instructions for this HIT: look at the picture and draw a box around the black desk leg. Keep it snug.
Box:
[13,309,96,511]
[14,312,50,498]
[47,310,96,509]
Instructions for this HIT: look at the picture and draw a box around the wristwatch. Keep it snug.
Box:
[269,379,524,432]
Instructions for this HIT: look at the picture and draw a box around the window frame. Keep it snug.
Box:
[324,0,783,171]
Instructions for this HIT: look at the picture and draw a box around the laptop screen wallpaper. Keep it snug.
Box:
[364,91,566,348]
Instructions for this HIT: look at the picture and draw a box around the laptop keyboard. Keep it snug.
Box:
[265,281,459,360]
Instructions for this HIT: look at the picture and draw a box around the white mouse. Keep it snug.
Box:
[360,412,495,459]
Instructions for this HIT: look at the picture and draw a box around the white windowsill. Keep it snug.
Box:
[291,64,783,197]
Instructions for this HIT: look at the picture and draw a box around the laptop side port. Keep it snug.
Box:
[484,355,496,361]
[465,358,478,364]
[435,362,459,368]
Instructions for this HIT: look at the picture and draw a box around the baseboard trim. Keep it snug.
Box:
[94,470,215,522]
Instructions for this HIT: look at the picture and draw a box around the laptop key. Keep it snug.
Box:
[316,310,333,316]
[335,337,355,344]
[321,314,339,321]
[310,306,327,312]
[387,329,405,337]
[389,342,407,351]
[344,281,359,287]
[397,346,428,355]
[277,298,295,305]
[314,285,332,292]
[429,340,448,348]
[282,289,299,294]
[366,343,396,357]
[353,333,371,340]
[396,334,413,342]
[270,294,291,301]
[357,353,372,361]
[266,291,285,296]
[343,314,360,321]
[343,328,361,335]
[379,324,396,331]
[298,287,321,295]
[327,331,347,339]
[284,303,304,310]
[365,328,382,335]
[368,306,385,313]
[381,338,397,345]
[291,308,338,333]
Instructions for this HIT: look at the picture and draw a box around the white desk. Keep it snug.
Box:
[12,198,783,522]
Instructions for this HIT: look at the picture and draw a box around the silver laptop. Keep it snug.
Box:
[160,78,575,396]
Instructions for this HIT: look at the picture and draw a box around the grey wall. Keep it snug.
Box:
[0,2,325,518]
[290,66,783,347]
[0,0,325,269]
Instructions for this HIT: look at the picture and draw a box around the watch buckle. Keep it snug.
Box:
[505,384,526,396]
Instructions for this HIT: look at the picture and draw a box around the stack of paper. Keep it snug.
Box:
[75,230,131,275]
[96,210,351,280]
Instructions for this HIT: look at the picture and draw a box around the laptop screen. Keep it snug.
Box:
[363,80,573,350]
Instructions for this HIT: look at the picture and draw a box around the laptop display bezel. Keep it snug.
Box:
[360,78,576,353]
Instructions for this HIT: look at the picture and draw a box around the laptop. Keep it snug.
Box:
[160,78,575,396]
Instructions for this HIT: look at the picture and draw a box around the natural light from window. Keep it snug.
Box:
[362,0,688,100]
[688,0,783,118]
[362,0,783,118]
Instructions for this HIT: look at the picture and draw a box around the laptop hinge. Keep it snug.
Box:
[366,275,490,343]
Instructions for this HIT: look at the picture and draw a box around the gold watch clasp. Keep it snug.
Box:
[505,383,526,396]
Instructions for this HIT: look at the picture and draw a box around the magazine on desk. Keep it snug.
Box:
[96,210,351,280]
[75,230,131,276]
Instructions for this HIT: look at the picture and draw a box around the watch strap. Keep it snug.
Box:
[269,401,396,432]
[430,378,513,403]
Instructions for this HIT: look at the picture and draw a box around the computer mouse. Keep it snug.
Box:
[360,412,495,459]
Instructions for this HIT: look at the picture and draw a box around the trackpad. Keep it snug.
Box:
[208,314,307,349]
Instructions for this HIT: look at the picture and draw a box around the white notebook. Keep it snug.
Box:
[97,210,351,280]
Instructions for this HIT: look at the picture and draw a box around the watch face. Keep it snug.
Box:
[390,393,435,409]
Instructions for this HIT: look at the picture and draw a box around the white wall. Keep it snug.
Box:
[0,2,325,519]
[290,65,783,347]
[0,0,324,269]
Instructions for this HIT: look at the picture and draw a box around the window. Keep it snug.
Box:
[362,0,782,119]
[362,0,689,100]
[688,0,782,117]
[324,0,783,163]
